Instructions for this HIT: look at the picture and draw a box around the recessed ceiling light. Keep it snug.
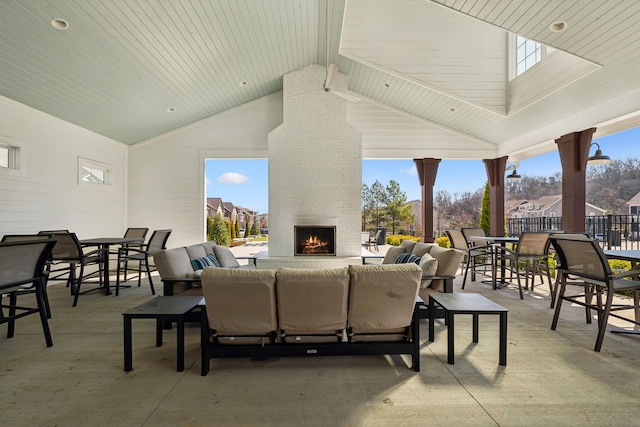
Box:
[549,21,567,32]
[449,107,457,113]
[166,107,176,113]
[239,81,248,86]
[50,18,69,30]
[383,83,391,88]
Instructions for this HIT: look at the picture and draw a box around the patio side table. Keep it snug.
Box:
[123,296,204,372]
[428,293,508,366]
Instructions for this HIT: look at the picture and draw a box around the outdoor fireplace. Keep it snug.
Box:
[294,226,336,256]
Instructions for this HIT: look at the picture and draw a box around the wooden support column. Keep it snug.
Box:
[555,128,596,233]
[483,157,507,236]
[414,158,440,243]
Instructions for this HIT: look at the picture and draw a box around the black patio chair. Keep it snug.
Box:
[115,229,172,296]
[117,227,149,282]
[493,231,553,303]
[1,234,55,318]
[549,234,640,352]
[460,228,494,288]
[38,231,104,307]
[0,239,57,347]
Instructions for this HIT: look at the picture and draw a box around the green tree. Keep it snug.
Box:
[209,214,230,246]
[362,183,375,231]
[250,221,261,236]
[480,182,491,235]
[370,180,388,228]
[385,180,413,235]
[206,216,215,241]
[243,223,250,238]
[234,220,241,238]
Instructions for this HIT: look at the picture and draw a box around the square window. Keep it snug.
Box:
[78,157,112,186]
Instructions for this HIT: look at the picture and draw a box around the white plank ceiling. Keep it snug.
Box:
[1,0,639,160]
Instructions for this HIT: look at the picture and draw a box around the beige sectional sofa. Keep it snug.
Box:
[199,263,422,375]
[154,241,255,297]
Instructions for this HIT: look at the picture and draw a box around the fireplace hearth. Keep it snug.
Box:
[294,226,336,256]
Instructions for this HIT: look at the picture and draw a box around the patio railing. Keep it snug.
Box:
[506,214,640,250]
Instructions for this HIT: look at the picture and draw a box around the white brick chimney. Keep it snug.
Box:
[267,64,362,258]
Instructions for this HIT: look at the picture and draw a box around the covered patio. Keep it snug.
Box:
[2,263,640,425]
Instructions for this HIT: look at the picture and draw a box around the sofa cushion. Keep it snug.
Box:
[276,267,349,343]
[185,244,208,260]
[201,268,277,336]
[201,240,217,255]
[399,240,417,252]
[418,253,438,289]
[154,247,194,279]
[382,246,405,264]
[412,242,434,258]
[347,264,421,339]
[213,246,240,268]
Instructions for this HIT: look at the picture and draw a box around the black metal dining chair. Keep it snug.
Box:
[115,229,172,296]
[38,231,104,307]
[493,231,553,303]
[549,234,640,352]
[118,227,149,282]
[460,228,494,288]
[0,239,57,347]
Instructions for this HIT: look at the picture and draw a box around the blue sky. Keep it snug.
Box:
[205,126,640,213]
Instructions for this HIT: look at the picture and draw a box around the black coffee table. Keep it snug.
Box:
[123,296,204,372]
[428,293,508,366]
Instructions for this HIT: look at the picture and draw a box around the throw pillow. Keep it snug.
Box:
[213,246,240,268]
[206,253,221,268]
[382,246,405,264]
[418,253,439,289]
[395,253,421,264]
[190,256,213,271]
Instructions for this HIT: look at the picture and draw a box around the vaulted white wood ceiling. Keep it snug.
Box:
[1,0,639,160]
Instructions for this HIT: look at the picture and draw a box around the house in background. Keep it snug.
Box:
[626,191,640,215]
[506,195,606,218]
[207,197,259,234]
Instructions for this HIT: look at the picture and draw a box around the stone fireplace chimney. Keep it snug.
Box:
[267,64,362,259]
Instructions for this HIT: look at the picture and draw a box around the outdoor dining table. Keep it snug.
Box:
[80,237,144,295]
[468,236,520,289]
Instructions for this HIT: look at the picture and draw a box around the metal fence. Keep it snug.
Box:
[506,214,640,250]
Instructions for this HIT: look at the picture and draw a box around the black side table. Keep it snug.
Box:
[428,293,508,366]
[123,296,204,372]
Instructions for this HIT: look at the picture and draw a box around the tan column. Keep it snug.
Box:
[483,157,507,236]
[555,128,596,233]
[413,158,440,243]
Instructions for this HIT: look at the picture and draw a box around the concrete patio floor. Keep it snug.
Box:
[2,242,640,426]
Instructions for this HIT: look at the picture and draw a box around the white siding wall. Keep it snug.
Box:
[127,94,283,248]
[0,95,127,238]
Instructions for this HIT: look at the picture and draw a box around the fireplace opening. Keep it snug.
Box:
[294,226,336,256]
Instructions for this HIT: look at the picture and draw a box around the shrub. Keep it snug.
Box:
[386,234,420,246]
[435,236,450,248]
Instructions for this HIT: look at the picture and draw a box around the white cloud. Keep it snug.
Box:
[217,172,249,184]
[401,166,417,176]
